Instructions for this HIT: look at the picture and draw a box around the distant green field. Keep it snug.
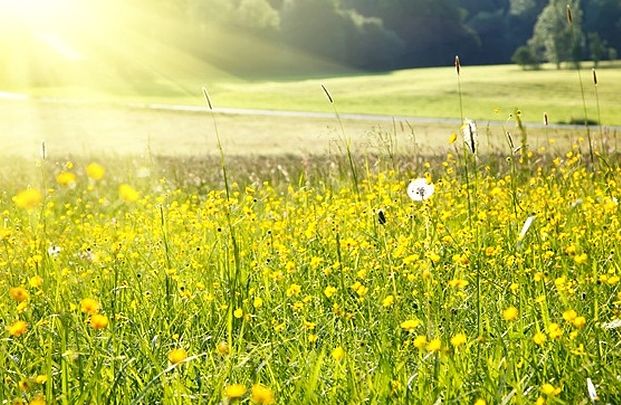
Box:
[8,62,621,125]
[208,62,621,126]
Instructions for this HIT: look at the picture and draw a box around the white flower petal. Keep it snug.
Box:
[519,215,536,240]
[587,378,598,401]
[602,319,621,329]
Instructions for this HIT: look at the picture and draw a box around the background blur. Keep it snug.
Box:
[1,0,620,93]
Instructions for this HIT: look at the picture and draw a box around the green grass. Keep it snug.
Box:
[1,146,621,403]
[7,62,621,125]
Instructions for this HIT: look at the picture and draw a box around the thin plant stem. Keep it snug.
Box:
[322,84,360,197]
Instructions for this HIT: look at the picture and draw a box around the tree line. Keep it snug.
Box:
[125,0,621,72]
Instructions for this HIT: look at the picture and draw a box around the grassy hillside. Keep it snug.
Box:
[207,62,621,126]
[11,62,621,126]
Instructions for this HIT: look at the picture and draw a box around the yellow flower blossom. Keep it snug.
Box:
[168,348,188,364]
[450,333,467,349]
[90,314,109,330]
[56,171,76,186]
[331,346,345,361]
[86,162,106,180]
[251,384,275,404]
[533,332,546,346]
[426,338,442,352]
[80,298,100,315]
[224,384,247,400]
[9,287,29,302]
[13,189,42,210]
[7,320,28,337]
[119,184,140,202]
[400,319,421,332]
[382,295,394,308]
[502,306,519,322]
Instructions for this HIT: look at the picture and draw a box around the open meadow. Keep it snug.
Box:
[2,99,621,403]
[3,0,621,402]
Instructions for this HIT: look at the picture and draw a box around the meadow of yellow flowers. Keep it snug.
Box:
[1,133,620,404]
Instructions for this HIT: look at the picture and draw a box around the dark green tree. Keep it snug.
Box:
[512,45,540,69]
[280,0,403,69]
[528,0,583,69]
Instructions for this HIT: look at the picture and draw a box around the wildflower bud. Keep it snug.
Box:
[454,55,461,76]
[321,84,334,104]
[202,87,213,110]
[506,131,515,149]
[592,68,598,86]
[41,140,47,161]
[543,113,549,126]
[566,5,573,25]
[377,209,387,225]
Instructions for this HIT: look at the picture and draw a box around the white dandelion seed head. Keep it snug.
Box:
[407,178,434,202]
[48,245,61,257]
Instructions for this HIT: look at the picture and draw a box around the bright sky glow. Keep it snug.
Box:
[0,0,77,27]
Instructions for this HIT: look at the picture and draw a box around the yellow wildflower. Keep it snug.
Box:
[86,162,106,180]
[80,298,100,315]
[29,395,46,405]
[572,316,586,329]
[56,172,76,186]
[448,132,458,144]
[548,323,563,340]
[382,295,394,308]
[331,346,345,361]
[216,342,230,356]
[224,384,247,400]
[541,383,561,396]
[29,276,43,288]
[251,384,275,404]
[400,319,421,332]
[168,348,188,364]
[426,338,442,352]
[450,333,467,349]
[7,320,28,337]
[9,287,29,303]
[324,285,337,298]
[13,189,42,210]
[502,306,519,321]
[90,314,109,330]
[119,184,140,203]
[533,332,546,346]
[413,335,427,350]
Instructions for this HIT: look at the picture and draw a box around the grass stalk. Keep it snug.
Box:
[567,5,595,168]
[592,68,604,155]
[322,84,360,197]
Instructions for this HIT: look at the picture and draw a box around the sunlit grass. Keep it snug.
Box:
[1,140,620,402]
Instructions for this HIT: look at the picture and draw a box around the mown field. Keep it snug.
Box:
[1,122,621,403]
[9,62,621,125]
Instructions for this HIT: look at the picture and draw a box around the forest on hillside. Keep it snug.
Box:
[145,0,621,71]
